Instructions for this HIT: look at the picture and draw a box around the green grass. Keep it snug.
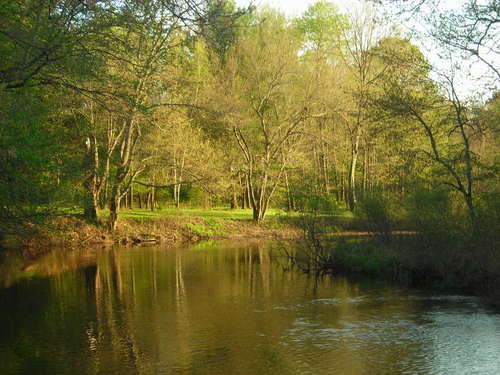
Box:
[103,207,296,221]
[185,217,225,237]
[186,223,215,236]
[75,205,353,231]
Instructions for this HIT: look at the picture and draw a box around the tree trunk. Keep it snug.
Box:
[107,117,136,231]
[83,193,98,223]
[150,186,155,211]
[231,184,238,209]
[83,136,99,222]
[347,154,358,210]
[242,176,250,209]
[362,145,368,195]
[101,179,108,210]
[129,185,133,209]
[108,191,121,231]
[342,165,347,204]
[284,171,293,211]
[252,204,266,222]
[175,185,181,208]
[347,129,361,211]
[322,152,329,194]
[320,125,329,194]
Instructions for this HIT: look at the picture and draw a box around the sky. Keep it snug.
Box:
[235,0,345,15]
[234,0,498,100]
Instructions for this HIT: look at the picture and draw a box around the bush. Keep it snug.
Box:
[475,192,500,245]
[356,193,394,240]
[185,218,223,237]
[291,191,341,214]
[406,189,471,248]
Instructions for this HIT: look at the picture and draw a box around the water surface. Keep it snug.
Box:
[1,241,499,374]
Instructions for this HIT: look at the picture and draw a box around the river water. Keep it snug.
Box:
[1,241,499,375]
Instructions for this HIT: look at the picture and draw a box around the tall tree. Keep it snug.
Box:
[295,1,349,199]
[374,37,482,228]
[0,0,107,90]
[211,10,323,221]
[104,0,217,230]
[341,5,384,210]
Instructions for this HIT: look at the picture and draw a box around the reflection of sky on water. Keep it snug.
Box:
[275,294,500,375]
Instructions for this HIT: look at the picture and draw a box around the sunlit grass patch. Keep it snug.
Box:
[115,207,295,221]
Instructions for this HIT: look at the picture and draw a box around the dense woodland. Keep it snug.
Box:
[0,0,498,239]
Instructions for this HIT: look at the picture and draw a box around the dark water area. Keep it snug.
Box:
[1,241,500,375]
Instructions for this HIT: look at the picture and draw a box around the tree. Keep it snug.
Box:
[295,0,348,56]
[202,0,248,63]
[377,0,499,80]
[294,1,349,200]
[103,0,219,230]
[210,10,323,221]
[340,5,384,210]
[374,37,482,228]
[431,0,499,79]
[0,87,84,238]
[0,0,107,90]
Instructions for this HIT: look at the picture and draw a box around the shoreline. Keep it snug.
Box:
[316,236,500,303]
[0,214,302,252]
[2,214,497,303]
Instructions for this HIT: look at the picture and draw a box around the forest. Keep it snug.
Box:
[0,0,498,249]
[2,3,500,373]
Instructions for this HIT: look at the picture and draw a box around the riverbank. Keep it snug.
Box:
[309,235,500,302]
[5,207,498,302]
[0,208,302,251]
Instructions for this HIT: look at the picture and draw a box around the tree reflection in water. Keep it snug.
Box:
[1,241,500,375]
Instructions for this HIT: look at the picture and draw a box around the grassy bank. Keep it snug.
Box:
[0,205,411,252]
[292,232,500,300]
[285,197,499,299]
[0,207,302,251]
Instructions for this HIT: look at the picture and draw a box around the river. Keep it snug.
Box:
[1,241,499,374]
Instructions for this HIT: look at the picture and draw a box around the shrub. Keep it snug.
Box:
[356,193,394,241]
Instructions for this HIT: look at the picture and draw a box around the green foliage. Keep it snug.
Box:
[286,172,342,214]
[204,217,223,231]
[189,239,224,251]
[295,0,349,54]
[0,88,83,238]
[186,218,223,237]
[474,192,500,245]
[121,208,235,220]
[0,0,103,90]
[182,187,206,206]
[407,190,461,241]
[291,191,341,214]
[355,193,394,240]
[186,223,215,237]
[0,0,497,244]
[333,240,396,273]
[202,0,244,61]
